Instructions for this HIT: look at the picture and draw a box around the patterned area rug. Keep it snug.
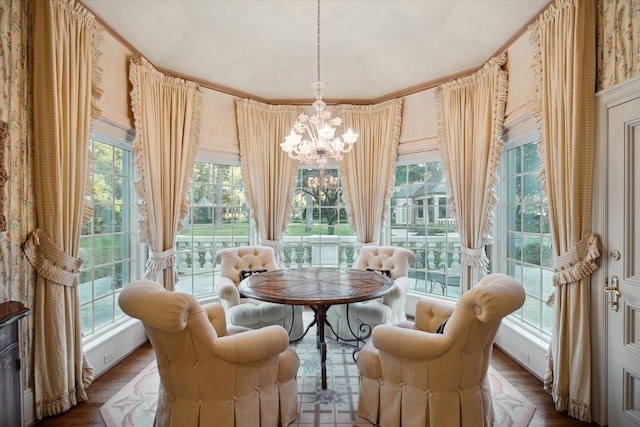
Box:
[101,317,535,426]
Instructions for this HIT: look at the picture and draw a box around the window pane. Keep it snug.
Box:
[506,175,521,202]
[522,264,542,298]
[93,295,115,331]
[392,162,460,296]
[501,139,552,337]
[506,233,520,260]
[176,162,249,296]
[506,203,520,232]
[541,236,552,268]
[522,142,540,172]
[283,168,357,267]
[522,296,542,330]
[80,135,135,339]
[522,236,541,265]
[523,173,540,198]
[505,145,520,175]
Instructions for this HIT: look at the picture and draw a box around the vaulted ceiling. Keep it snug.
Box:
[82,0,550,103]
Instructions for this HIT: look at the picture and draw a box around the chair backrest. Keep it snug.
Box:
[354,246,416,280]
[216,245,280,285]
[118,280,222,360]
[416,272,525,357]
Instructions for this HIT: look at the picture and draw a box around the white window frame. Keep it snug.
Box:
[492,128,551,380]
[82,119,147,378]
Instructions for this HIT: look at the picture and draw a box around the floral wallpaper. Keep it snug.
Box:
[597,0,640,91]
[0,0,37,388]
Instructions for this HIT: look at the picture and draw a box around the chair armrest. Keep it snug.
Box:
[413,297,455,332]
[217,277,241,307]
[381,276,408,310]
[382,276,409,305]
[202,302,228,336]
[213,325,289,364]
[371,324,451,360]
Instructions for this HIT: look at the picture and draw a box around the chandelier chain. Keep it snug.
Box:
[316,0,321,83]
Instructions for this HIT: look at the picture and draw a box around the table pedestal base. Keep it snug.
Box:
[291,304,371,389]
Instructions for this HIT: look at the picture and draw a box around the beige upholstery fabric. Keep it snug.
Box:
[435,53,508,292]
[236,99,299,262]
[357,273,525,427]
[129,56,202,289]
[28,0,103,418]
[326,246,415,341]
[119,280,299,427]
[337,99,403,246]
[216,246,304,340]
[530,0,598,421]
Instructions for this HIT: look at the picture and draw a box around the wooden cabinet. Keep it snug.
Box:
[0,301,30,427]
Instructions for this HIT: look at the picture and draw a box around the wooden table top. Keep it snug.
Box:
[238,267,395,306]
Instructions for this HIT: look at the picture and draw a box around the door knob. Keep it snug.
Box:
[604,275,620,311]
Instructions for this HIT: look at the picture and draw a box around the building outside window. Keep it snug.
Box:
[79,128,136,338]
[391,162,461,298]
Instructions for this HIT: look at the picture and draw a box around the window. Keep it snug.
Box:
[175,162,249,296]
[79,129,136,338]
[391,162,461,297]
[497,135,553,336]
[284,168,357,267]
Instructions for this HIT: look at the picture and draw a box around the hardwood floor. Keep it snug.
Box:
[490,347,600,427]
[33,342,601,426]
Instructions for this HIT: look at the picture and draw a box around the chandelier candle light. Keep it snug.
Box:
[280,0,358,168]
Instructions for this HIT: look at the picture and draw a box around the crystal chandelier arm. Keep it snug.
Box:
[297,118,321,145]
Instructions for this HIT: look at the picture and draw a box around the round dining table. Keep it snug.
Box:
[239,267,395,389]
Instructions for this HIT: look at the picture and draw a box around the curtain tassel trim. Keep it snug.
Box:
[552,233,601,286]
[23,228,83,287]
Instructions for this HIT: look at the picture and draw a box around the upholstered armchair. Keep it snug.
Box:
[118,279,299,427]
[326,246,416,341]
[356,273,525,427]
[216,246,304,340]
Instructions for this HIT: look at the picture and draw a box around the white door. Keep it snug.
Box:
[606,94,640,427]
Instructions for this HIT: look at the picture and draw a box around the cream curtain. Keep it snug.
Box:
[129,57,202,290]
[24,0,103,418]
[530,0,600,422]
[337,99,403,246]
[236,99,299,259]
[435,53,508,292]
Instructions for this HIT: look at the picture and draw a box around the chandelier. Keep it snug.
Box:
[280,0,358,168]
[308,171,338,190]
